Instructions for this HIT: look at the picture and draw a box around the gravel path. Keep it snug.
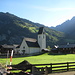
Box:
[48,71,75,75]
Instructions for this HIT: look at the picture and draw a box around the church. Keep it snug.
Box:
[18,27,46,54]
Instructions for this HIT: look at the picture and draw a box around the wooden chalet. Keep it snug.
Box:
[0,44,13,55]
[51,44,75,54]
[0,44,19,55]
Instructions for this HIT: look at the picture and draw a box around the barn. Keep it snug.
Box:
[0,44,19,55]
[51,44,75,54]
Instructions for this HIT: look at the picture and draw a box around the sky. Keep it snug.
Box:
[0,0,75,27]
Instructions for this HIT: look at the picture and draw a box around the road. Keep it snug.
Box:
[48,71,75,75]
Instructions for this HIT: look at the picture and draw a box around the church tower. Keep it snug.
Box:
[38,27,46,50]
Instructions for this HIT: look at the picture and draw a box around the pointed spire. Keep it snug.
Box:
[38,27,44,34]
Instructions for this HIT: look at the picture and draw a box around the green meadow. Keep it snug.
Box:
[1,53,75,66]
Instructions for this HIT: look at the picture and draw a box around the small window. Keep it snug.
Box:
[22,50,25,54]
[23,46,25,49]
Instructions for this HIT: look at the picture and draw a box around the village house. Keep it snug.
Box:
[18,27,46,54]
[0,44,19,55]
[51,43,75,54]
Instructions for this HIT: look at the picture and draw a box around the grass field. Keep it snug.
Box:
[1,53,75,66]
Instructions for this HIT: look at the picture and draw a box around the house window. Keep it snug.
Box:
[22,50,25,55]
[23,46,25,49]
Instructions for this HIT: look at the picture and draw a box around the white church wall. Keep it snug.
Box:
[38,33,46,50]
[19,39,29,54]
[42,34,46,49]
[29,47,40,53]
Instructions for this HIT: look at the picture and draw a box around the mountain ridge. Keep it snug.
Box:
[50,16,75,44]
[50,17,75,33]
[0,12,65,47]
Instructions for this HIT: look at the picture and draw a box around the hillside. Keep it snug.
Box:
[50,17,75,44]
[0,12,65,47]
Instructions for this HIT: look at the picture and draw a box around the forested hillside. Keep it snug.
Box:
[0,12,65,47]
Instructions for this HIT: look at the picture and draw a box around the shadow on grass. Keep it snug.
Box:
[0,52,45,58]
[29,52,45,56]
[0,52,68,58]
[48,53,67,56]
[6,52,45,58]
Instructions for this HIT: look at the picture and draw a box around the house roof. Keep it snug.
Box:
[58,44,75,48]
[38,27,44,34]
[51,44,75,51]
[51,48,58,51]
[1,44,14,49]
[24,38,40,48]
[0,44,20,49]
[13,44,20,48]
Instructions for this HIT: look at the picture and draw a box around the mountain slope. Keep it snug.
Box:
[51,17,75,34]
[50,17,75,44]
[0,12,65,47]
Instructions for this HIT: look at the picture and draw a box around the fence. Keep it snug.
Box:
[7,62,75,75]
[31,62,75,74]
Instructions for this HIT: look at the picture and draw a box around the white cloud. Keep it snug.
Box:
[33,6,75,12]
[48,15,75,27]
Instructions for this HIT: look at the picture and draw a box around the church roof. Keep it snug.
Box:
[38,27,44,34]
[24,38,40,48]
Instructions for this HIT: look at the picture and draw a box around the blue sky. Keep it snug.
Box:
[1,0,75,27]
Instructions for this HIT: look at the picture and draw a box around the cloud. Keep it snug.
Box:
[32,6,75,12]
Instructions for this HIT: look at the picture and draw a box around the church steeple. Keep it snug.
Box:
[38,27,46,50]
[38,27,45,34]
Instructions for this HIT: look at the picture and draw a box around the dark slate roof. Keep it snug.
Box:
[24,38,40,48]
[38,27,44,34]
[58,44,75,48]
[16,45,20,48]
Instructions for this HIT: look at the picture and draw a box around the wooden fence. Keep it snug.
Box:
[7,62,75,75]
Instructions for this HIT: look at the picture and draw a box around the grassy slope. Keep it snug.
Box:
[1,53,75,66]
